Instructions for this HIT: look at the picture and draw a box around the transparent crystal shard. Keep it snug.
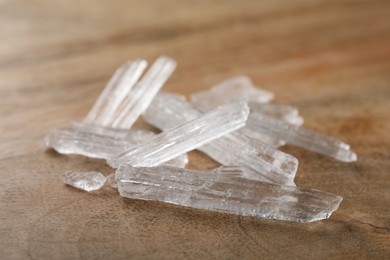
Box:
[249,102,304,126]
[240,103,304,147]
[60,171,106,191]
[191,76,274,111]
[45,126,155,159]
[247,112,357,162]
[108,101,249,168]
[116,165,343,223]
[110,56,177,129]
[143,93,298,185]
[84,59,148,126]
[45,125,188,167]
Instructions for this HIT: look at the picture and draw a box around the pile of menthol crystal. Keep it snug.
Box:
[45,56,356,223]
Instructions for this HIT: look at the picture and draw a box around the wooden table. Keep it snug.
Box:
[1,0,389,259]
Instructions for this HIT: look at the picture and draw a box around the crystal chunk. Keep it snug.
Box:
[116,165,343,222]
[143,93,298,185]
[60,171,107,191]
[191,76,274,111]
[108,101,249,168]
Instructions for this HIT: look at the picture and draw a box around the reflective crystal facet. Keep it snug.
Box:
[109,101,249,168]
[143,93,298,185]
[60,171,107,191]
[116,165,343,223]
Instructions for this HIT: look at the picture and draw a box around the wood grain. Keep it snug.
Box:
[1,0,389,259]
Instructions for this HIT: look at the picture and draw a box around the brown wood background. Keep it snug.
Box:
[1,0,389,259]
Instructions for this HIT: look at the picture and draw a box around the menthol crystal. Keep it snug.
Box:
[143,93,298,185]
[108,100,249,168]
[116,165,343,223]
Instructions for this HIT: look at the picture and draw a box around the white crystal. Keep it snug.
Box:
[45,124,188,167]
[108,101,249,168]
[191,76,274,111]
[116,165,343,223]
[247,112,357,162]
[143,93,298,185]
[60,171,107,191]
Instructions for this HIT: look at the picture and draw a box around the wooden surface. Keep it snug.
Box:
[1,0,389,259]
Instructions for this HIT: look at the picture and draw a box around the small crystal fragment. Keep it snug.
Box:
[108,101,249,168]
[60,171,106,191]
[247,112,357,162]
[116,165,343,223]
[143,93,298,185]
[191,76,274,111]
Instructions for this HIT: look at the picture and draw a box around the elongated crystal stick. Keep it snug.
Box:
[110,56,177,129]
[116,165,343,223]
[45,127,154,159]
[240,103,304,147]
[61,171,107,192]
[84,59,148,125]
[108,101,249,168]
[191,76,274,111]
[247,112,357,162]
[249,102,304,126]
[143,93,298,185]
[45,126,188,167]
[190,80,356,162]
[71,122,156,141]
